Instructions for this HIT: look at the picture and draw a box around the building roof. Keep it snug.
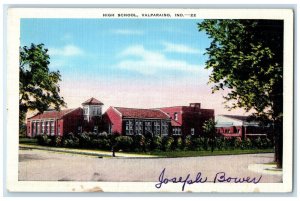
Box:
[82,97,103,105]
[28,108,78,120]
[171,119,182,127]
[114,107,170,119]
[221,115,249,122]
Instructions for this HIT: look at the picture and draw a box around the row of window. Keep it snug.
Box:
[83,106,102,116]
[125,120,169,136]
[218,128,241,134]
[31,121,55,135]
[172,128,194,135]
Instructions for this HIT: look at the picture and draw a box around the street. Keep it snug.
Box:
[19,148,282,183]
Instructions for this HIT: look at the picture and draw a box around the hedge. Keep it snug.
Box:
[35,133,274,152]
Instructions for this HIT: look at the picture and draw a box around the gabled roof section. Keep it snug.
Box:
[221,115,249,122]
[114,107,170,119]
[82,97,103,106]
[27,108,79,120]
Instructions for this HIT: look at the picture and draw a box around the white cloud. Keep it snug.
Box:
[49,45,84,57]
[112,29,144,35]
[116,45,206,75]
[162,41,202,54]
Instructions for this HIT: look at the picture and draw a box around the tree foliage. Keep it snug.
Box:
[202,118,216,137]
[198,20,283,167]
[19,43,66,124]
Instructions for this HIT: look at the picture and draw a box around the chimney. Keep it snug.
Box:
[190,103,201,109]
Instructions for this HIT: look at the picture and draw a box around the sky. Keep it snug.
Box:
[21,18,249,115]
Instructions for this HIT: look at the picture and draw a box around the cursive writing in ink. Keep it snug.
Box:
[213,172,262,184]
[155,168,208,191]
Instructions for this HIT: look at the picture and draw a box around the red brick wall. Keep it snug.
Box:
[26,121,31,137]
[57,119,64,136]
[103,107,122,134]
[159,106,214,136]
[61,108,83,135]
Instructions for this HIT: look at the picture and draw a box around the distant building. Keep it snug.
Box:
[215,115,269,139]
[103,107,171,136]
[158,103,214,136]
[26,99,215,138]
[26,97,103,137]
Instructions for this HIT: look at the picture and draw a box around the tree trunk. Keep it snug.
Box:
[274,119,283,168]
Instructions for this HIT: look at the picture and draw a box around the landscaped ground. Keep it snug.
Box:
[19,137,274,158]
[19,148,282,183]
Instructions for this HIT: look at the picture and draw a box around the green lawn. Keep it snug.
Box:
[19,137,38,145]
[139,149,274,158]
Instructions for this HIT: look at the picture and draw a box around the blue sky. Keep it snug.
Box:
[21,18,247,115]
[21,19,210,79]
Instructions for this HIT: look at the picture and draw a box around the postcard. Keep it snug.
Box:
[5,8,294,193]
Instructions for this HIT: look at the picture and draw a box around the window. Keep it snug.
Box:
[145,122,152,134]
[84,107,88,115]
[161,121,168,136]
[94,126,98,133]
[42,122,45,134]
[135,121,143,135]
[191,128,195,135]
[50,121,55,135]
[125,120,134,135]
[37,122,40,135]
[154,121,160,135]
[174,113,178,121]
[96,107,101,115]
[108,124,112,134]
[45,121,49,134]
[173,128,181,135]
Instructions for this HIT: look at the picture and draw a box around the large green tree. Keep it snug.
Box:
[198,20,283,167]
[19,43,66,128]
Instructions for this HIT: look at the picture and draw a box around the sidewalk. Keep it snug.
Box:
[248,163,283,175]
[19,144,159,158]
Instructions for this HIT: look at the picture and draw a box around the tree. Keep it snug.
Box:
[202,119,217,152]
[19,43,66,128]
[198,20,283,167]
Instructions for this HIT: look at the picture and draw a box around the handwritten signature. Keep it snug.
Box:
[155,168,262,191]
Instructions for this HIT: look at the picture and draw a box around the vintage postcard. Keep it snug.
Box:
[5,8,293,193]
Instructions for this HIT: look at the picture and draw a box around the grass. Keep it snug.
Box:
[19,137,38,145]
[139,149,274,158]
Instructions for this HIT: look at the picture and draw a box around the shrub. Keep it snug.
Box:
[131,134,145,152]
[240,138,252,150]
[37,134,51,146]
[151,135,162,151]
[162,136,174,151]
[215,137,226,150]
[253,137,263,149]
[77,132,91,148]
[115,136,133,151]
[62,132,79,148]
[90,138,110,150]
[183,136,192,150]
[201,137,209,151]
[176,137,183,150]
[191,137,202,151]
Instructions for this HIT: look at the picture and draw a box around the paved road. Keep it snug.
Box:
[19,149,282,183]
